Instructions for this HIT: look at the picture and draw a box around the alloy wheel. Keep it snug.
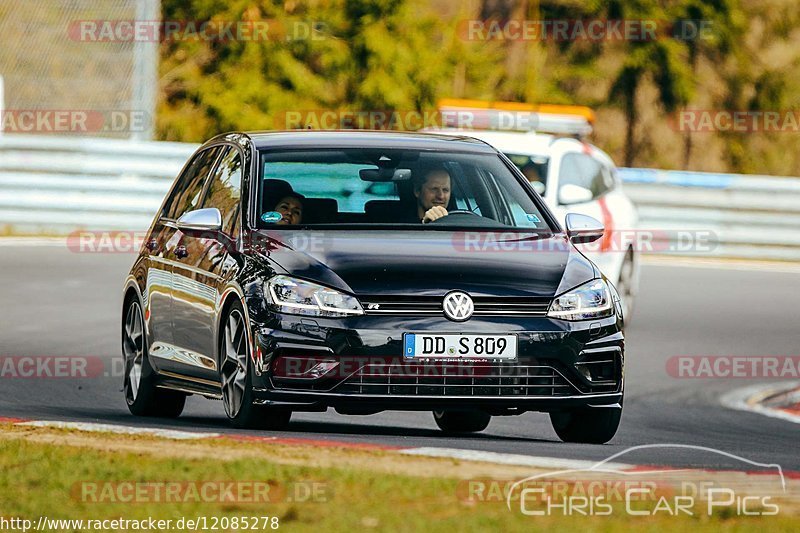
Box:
[220,309,248,418]
[123,301,144,404]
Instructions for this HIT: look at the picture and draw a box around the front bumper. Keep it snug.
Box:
[248,312,624,414]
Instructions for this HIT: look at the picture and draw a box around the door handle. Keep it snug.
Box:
[175,245,188,259]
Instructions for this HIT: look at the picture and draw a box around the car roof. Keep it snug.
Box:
[208,130,501,153]
[423,128,557,156]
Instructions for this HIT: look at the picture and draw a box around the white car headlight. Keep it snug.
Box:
[547,279,614,321]
[266,275,364,317]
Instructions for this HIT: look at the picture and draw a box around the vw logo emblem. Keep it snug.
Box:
[443,291,474,322]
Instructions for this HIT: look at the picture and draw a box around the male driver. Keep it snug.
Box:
[413,167,452,223]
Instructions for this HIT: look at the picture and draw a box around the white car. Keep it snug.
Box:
[431,128,640,322]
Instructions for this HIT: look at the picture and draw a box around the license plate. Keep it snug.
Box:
[403,333,517,360]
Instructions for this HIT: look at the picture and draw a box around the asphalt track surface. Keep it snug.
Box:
[1,245,799,471]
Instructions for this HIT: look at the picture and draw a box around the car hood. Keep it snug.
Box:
[251,230,596,298]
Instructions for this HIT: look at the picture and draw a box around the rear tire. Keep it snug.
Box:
[433,410,491,433]
[219,301,291,430]
[122,299,186,418]
[550,407,622,444]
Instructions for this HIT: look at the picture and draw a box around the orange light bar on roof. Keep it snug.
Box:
[436,98,595,136]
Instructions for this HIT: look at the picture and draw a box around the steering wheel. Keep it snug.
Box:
[426,209,482,224]
[446,209,481,217]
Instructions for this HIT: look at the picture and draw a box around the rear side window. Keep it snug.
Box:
[162,146,223,220]
[558,153,613,199]
[201,146,243,238]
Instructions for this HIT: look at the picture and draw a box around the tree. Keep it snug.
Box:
[604,0,692,167]
[674,0,744,168]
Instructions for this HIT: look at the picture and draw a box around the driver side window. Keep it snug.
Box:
[201,146,242,238]
[162,147,223,221]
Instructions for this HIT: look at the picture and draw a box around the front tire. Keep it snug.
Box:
[433,410,491,433]
[219,302,291,430]
[122,299,185,417]
[550,407,621,444]
[617,250,636,324]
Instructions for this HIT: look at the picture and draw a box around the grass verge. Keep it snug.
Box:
[0,424,796,532]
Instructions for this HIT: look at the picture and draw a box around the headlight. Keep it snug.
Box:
[547,279,613,321]
[266,275,364,317]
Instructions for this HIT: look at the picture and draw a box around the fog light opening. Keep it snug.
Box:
[306,360,340,379]
[273,356,340,380]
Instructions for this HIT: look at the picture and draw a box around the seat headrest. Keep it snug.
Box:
[301,198,339,224]
[262,179,298,208]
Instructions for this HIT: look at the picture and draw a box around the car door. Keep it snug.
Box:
[170,145,243,381]
[147,146,223,374]
[143,146,222,369]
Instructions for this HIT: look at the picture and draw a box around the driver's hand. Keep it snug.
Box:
[422,206,449,224]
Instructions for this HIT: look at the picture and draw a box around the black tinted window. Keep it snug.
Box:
[163,146,222,220]
[201,146,242,237]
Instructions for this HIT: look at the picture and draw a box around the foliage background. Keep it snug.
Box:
[18,0,800,176]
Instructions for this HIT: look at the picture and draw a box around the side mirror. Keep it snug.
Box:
[558,184,593,205]
[176,208,222,232]
[565,213,604,244]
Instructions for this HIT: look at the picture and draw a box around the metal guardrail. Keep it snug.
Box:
[618,167,800,261]
[1,134,798,261]
[0,135,196,232]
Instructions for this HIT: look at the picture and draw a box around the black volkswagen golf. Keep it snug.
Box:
[122,130,625,443]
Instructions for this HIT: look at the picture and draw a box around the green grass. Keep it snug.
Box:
[0,436,796,532]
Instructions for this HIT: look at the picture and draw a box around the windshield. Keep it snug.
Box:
[257,148,551,230]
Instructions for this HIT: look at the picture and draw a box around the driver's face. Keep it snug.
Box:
[415,171,451,211]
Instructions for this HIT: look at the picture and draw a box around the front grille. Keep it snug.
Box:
[360,295,551,317]
[336,363,576,397]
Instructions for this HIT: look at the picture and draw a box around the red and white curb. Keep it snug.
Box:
[2,417,797,482]
[398,447,628,470]
[1,417,633,469]
[721,381,800,424]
